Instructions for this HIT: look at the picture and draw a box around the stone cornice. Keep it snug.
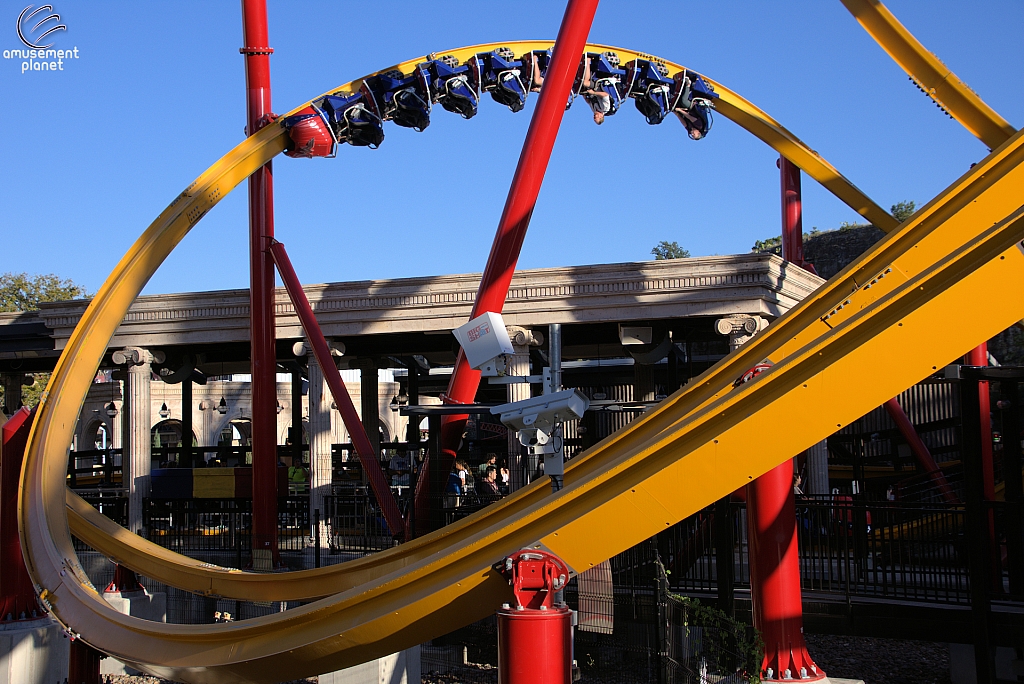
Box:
[30,255,822,349]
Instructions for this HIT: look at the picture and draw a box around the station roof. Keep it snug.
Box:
[0,254,821,376]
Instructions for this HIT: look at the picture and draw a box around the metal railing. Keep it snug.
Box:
[667,496,975,605]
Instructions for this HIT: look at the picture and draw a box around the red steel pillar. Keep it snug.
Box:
[966,343,999,587]
[241,0,280,566]
[742,157,823,681]
[413,0,600,534]
[779,156,815,274]
[966,344,995,501]
[497,550,574,684]
[746,463,824,681]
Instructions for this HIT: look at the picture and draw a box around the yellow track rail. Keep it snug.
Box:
[59,39,907,606]
[22,42,1023,683]
[840,0,1016,149]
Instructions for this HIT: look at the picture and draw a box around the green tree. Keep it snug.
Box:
[0,272,89,411]
[651,241,691,260]
[751,235,782,255]
[0,272,88,312]
[891,200,916,223]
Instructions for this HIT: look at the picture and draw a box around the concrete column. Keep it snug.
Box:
[197,399,216,452]
[180,378,193,468]
[307,352,333,549]
[113,347,161,534]
[714,315,766,352]
[505,327,543,491]
[0,374,29,414]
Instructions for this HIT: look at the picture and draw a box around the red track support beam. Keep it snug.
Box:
[1,408,43,622]
[241,0,280,565]
[412,0,600,535]
[746,462,824,681]
[269,241,405,537]
[883,398,960,504]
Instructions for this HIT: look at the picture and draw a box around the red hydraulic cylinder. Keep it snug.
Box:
[412,0,600,535]
[241,0,280,565]
[746,462,824,681]
[269,241,404,537]
[497,550,574,684]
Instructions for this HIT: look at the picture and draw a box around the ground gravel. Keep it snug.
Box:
[804,634,951,684]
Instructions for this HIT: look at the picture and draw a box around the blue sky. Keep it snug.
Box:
[1,1,1021,297]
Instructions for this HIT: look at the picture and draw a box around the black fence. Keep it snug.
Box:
[666,496,976,605]
[68,448,122,488]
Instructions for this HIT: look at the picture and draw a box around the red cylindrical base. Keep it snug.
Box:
[497,607,573,684]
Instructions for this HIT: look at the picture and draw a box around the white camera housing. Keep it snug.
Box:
[452,312,515,377]
[491,389,590,452]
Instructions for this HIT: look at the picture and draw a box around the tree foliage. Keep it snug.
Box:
[0,273,89,412]
[0,272,89,312]
[651,241,691,260]
[891,200,916,223]
[751,235,782,255]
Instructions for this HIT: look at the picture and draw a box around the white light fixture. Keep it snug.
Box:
[159,403,170,419]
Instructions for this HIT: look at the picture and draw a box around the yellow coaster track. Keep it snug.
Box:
[19,34,1022,683]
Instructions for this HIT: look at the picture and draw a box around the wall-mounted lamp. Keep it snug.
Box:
[390,391,409,413]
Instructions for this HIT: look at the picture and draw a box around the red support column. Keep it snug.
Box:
[269,241,405,537]
[746,463,824,681]
[241,0,280,566]
[966,343,999,587]
[966,344,995,501]
[883,398,960,504]
[743,157,823,681]
[779,157,816,274]
[412,0,600,535]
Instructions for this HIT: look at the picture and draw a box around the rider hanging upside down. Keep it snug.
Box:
[671,70,714,140]
[531,54,615,125]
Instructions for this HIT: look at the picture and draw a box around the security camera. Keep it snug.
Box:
[491,389,589,453]
[452,312,515,377]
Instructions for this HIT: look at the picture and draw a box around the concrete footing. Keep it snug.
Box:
[319,646,420,684]
[0,616,69,684]
[99,589,167,676]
